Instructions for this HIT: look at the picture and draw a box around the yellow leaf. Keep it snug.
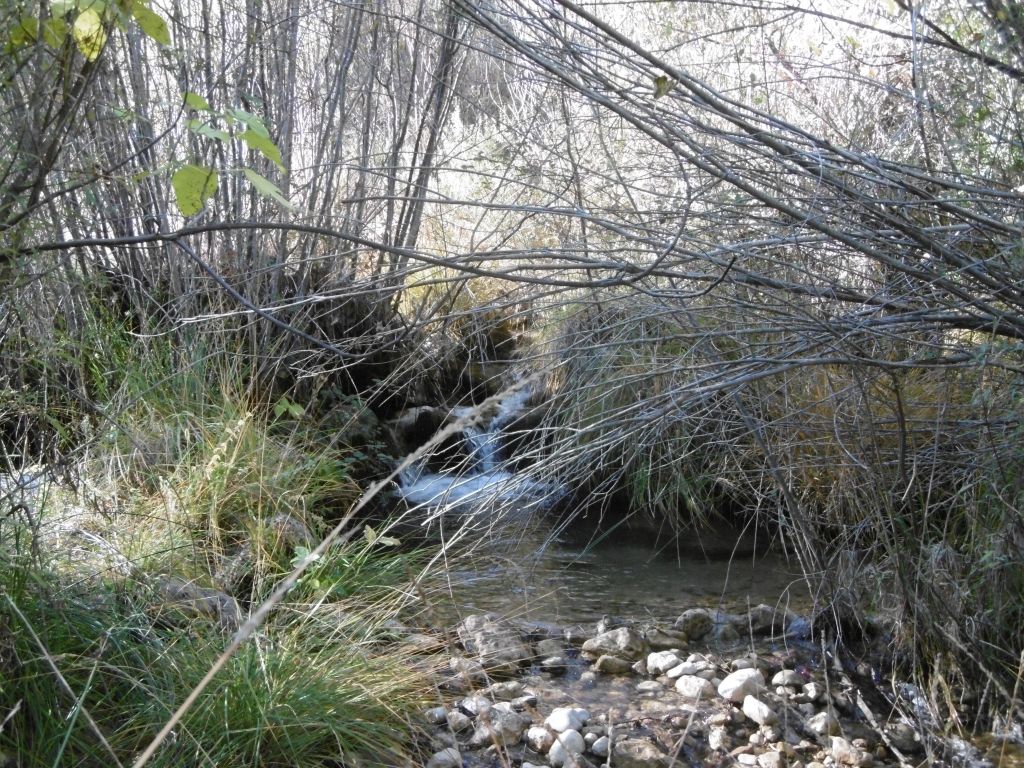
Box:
[172,165,218,216]
[72,8,106,62]
[132,1,170,46]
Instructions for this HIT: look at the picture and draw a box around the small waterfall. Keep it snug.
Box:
[397,387,559,511]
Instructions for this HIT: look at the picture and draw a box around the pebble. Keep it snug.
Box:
[718,669,766,702]
[423,706,447,725]
[590,735,610,758]
[540,656,568,674]
[802,682,826,703]
[548,729,585,766]
[636,680,664,693]
[667,660,711,678]
[674,608,714,640]
[738,754,759,766]
[742,695,779,725]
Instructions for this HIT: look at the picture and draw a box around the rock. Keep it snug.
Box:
[449,655,487,684]
[581,627,647,661]
[676,675,717,699]
[737,754,759,766]
[830,736,873,766]
[512,693,538,710]
[425,747,461,768]
[546,707,590,732]
[757,752,786,768]
[742,696,778,726]
[423,706,447,724]
[637,680,664,693]
[536,638,565,657]
[667,659,712,678]
[885,722,922,754]
[486,680,525,700]
[802,682,826,703]
[772,670,806,687]
[644,626,689,650]
[149,576,240,631]
[457,614,531,675]
[647,650,683,675]
[447,710,472,732]
[709,726,731,751]
[674,608,714,640]
[612,738,673,768]
[715,622,741,642]
[731,655,760,671]
[458,695,493,716]
[527,725,555,752]
[590,735,610,758]
[807,712,840,736]
[469,709,531,747]
[594,654,634,674]
[578,671,598,688]
[548,729,585,766]
[631,658,648,675]
[747,604,790,636]
[718,669,766,703]
[540,656,568,675]
[595,614,630,634]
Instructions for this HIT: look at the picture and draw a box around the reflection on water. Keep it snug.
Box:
[437,517,811,626]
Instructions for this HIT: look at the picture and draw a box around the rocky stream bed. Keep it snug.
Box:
[410,605,1020,768]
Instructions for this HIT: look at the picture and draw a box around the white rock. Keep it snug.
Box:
[676,674,716,699]
[757,750,785,768]
[581,627,647,661]
[459,695,493,715]
[738,754,759,766]
[548,729,585,766]
[831,736,873,766]
[772,669,806,687]
[637,680,664,693]
[718,669,766,702]
[708,726,731,751]
[545,706,589,733]
[666,660,711,678]
[742,695,779,725]
[803,682,826,702]
[647,650,683,675]
[590,735,610,758]
[527,725,555,753]
[426,747,461,768]
[807,711,840,736]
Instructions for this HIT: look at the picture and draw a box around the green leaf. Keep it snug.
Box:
[273,398,289,419]
[187,118,230,143]
[172,165,218,216]
[241,129,284,169]
[242,168,295,210]
[183,91,211,110]
[287,401,304,418]
[229,109,270,138]
[652,75,675,99]
[72,8,107,61]
[363,525,377,544]
[8,16,39,48]
[131,1,170,46]
[42,17,68,47]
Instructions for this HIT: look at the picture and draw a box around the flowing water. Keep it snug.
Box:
[397,388,810,627]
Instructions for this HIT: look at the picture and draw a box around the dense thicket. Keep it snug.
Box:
[1,0,1022,742]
